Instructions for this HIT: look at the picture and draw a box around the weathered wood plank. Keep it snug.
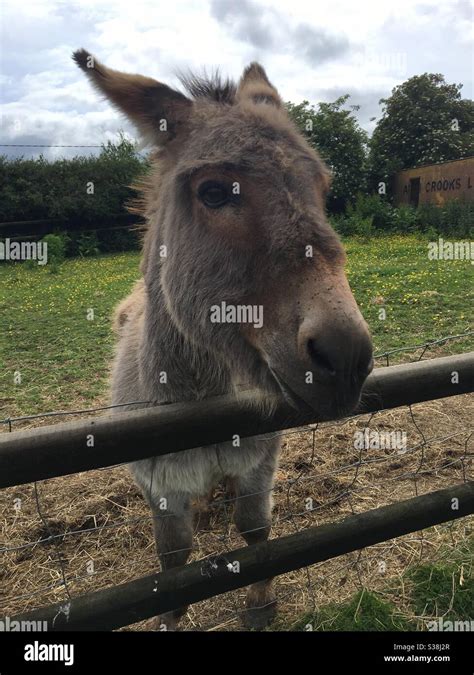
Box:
[0,352,473,488]
[9,482,473,631]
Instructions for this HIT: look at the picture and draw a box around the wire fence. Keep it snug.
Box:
[0,334,473,631]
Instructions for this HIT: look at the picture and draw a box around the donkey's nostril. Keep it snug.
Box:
[307,339,337,377]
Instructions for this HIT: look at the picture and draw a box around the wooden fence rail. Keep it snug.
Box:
[8,482,474,631]
[0,352,473,489]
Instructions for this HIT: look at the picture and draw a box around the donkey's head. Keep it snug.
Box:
[74,50,373,419]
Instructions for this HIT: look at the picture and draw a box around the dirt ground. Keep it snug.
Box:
[1,392,472,631]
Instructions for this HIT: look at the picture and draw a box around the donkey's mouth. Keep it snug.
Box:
[269,366,362,421]
[269,367,318,416]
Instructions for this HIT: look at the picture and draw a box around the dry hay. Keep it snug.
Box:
[1,393,473,631]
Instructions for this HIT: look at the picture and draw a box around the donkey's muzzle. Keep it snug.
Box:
[303,327,374,388]
[271,315,373,420]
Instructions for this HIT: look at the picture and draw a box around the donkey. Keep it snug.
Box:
[74,49,373,630]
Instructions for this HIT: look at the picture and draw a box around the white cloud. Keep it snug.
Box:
[0,0,471,158]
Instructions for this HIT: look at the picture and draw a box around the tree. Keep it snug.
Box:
[368,73,474,188]
[286,95,368,212]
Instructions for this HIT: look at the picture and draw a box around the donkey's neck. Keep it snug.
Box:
[139,283,233,404]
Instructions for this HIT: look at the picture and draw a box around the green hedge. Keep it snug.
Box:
[0,136,148,224]
[332,194,473,237]
[40,228,141,259]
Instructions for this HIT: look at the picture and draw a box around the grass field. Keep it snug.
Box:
[0,233,473,631]
[0,234,473,419]
[291,536,474,631]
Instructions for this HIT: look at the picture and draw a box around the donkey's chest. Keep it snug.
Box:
[130,438,266,497]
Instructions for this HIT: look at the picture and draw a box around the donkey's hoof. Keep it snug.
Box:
[242,599,277,630]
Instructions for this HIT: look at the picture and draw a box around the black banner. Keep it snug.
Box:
[0,631,471,673]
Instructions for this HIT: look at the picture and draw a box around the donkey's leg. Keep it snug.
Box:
[149,492,193,631]
[232,443,279,629]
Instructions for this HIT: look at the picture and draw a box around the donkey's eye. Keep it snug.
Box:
[198,181,229,208]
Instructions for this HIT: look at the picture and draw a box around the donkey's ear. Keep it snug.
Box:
[73,49,192,145]
[237,62,281,107]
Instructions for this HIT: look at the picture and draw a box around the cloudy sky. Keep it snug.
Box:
[1,0,472,159]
